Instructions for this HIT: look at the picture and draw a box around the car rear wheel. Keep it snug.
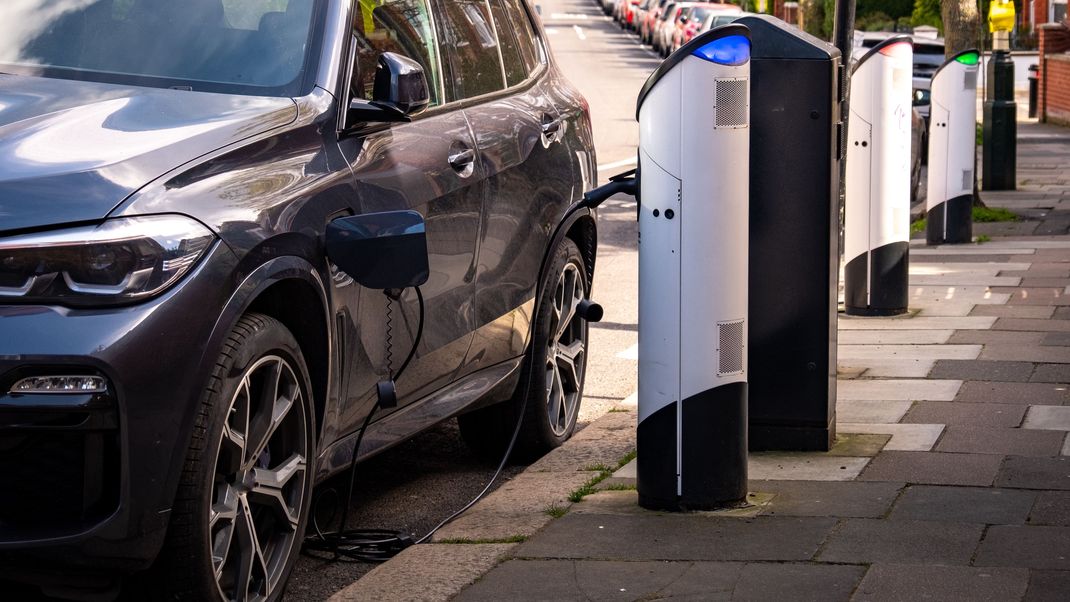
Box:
[458,238,589,462]
[157,313,314,602]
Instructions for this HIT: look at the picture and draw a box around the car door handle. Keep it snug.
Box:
[448,146,476,175]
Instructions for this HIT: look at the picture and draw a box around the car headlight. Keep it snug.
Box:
[0,215,215,306]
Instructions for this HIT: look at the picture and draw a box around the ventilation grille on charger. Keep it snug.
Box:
[714,78,748,129]
[717,319,745,376]
[964,69,978,91]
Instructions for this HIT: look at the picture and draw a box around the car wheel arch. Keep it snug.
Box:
[565,213,598,291]
[209,256,331,442]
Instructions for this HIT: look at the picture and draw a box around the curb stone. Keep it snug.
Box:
[327,402,638,600]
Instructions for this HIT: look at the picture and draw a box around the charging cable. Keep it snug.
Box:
[303,188,614,562]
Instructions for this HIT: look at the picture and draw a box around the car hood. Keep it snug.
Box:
[0,75,298,234]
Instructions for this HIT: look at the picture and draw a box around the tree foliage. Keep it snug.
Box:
[911,0,943,31]
[823,0,836,39]
[801,0,828,38]
[858,0,913,21]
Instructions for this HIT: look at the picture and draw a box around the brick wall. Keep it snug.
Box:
[1047,55,1070,124]
[1034,0,1049,29]
[1038,23,1070,124]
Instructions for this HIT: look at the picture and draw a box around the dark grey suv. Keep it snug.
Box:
[0,1,598,599]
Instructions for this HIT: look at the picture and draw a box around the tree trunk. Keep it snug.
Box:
[941,0,982,58]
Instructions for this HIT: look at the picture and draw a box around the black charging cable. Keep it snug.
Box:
[303,187,615,562]
[302,287,424,562]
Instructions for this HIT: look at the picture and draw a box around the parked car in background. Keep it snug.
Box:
[909,39,946,124]
[673,3,741,52]
[632,0,658,35]
[655,1,702,56]
[640,0,672,44]
[617,0,642,29]
[699,9,751,34]
[0,0,597,599]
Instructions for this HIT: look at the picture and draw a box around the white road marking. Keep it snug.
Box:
[573,24,586,40]
[616,343,638,360]
[551,13,589,19]
[544,27,560,35]
[598,156,637,171]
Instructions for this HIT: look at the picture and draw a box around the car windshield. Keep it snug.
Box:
[690,7,713,21]
[0,0,322,96]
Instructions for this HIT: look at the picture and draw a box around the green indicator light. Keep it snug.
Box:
[955,52,980,66]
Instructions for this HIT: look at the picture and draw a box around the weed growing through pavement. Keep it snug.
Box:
[972,206,1018,222]
[437,535,527,544]
[568,450,639,502]
[912,207,1015,239]
[544,503,568,518]
[976,234,991,243]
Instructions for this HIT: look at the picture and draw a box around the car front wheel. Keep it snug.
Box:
[157,313,314,601]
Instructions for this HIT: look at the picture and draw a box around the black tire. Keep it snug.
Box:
[154,313,315,601]
[458,239,589,463]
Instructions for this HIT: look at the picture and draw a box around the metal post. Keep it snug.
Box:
[832,0,856,68]
[983,5,1018,191]
[982,40,1017,190]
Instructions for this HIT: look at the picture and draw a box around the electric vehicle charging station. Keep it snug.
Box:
[737,15,841,451]
[633,25,751,511]
[926,49,980,245]
[844,36,913,316]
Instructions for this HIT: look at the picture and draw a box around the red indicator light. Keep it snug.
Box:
[878,42,911,59]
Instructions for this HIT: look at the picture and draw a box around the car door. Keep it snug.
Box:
[431,0,575,375]
[332,0,482,430]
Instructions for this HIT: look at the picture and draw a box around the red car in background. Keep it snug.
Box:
[639,0,669,43]
[653,1,696,56]
[671,3,740,53]
[616,0,642,29]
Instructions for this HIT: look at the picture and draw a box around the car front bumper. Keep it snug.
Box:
[0,243,235,579]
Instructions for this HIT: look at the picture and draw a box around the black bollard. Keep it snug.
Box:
[982,50,1016,191]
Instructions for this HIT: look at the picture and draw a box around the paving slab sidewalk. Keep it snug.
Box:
[331,122,1070,602]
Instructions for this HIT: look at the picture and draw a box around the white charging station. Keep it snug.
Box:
[844,36,913,316]
[926,49,980,245]
[633,25,751,511]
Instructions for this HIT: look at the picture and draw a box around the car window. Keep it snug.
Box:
[914,43,944,56]
[502,0,543,76]
[0,0,322,96]
[661,4,677,20]
[435,0,506,100]
[490,0,528,87]
[350,0,443,107]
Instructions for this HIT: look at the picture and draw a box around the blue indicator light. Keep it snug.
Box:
[691,35,750,66]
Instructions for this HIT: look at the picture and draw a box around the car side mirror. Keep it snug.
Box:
[346,52,430,126]
[326,211,429,290]
[374,52,430,116]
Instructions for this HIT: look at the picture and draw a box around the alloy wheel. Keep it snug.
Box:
[544,262,587,437]
[209,355,308,601]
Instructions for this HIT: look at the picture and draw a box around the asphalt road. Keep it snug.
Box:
[288,1,647,598]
